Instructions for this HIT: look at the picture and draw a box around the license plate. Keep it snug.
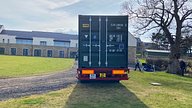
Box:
[100,73,106,78]
[89,74,96,79]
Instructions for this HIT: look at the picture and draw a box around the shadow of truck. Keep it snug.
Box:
[65,82,148,108]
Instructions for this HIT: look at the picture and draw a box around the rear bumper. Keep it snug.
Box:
[77,77,128,81]
[77,68,129,81]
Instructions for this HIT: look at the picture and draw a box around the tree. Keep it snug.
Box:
[121,0,192,74]
[180,28,192,56]
[151,32,192,54]
[181,36,192,55]
[151,32,169,50]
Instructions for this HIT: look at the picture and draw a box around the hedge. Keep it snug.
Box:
[146,58,169,71]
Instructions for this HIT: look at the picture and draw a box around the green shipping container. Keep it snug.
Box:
[77,15,129,81]
[78,15,128,68]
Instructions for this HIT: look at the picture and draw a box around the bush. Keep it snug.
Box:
[146,58,169,71]
[186,61,192,73]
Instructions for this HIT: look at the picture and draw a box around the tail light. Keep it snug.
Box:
[82,70,94,74]
[112,70,125,75]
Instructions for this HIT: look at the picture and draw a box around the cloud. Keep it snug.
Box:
[22,11,78,34]
[54,0,125,15]
[0,0,126,34]
[34,0,80,10]
[0,0,80,33]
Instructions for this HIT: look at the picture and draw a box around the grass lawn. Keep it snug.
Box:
[0,71,191,108]
[0,55,74,78]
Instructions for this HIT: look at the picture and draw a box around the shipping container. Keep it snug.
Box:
[77,15,129,81]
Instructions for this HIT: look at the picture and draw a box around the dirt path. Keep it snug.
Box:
[0,64,77,101]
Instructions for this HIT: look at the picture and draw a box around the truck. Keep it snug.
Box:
[77,15,129,81]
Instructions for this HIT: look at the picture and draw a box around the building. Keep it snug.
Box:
[0,25,78,58]
[136,37,144,53]
[0,25,137,64]
[143,42,159,50]
[128,32,137,64]
[144,49,170,58]
[187,47,192,57]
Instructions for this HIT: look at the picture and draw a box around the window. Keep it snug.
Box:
[34,49,41,56]
[0,48,5,54]
[40,41,47,46]
[11,48,16,55]
[16,39,32,45]
[54,41,70,47]
[23,49,28,56]
[76,43,78,48]
[8,39,10,43]
[2,39,5,43]
[59,51,64,58]
[47,50,52,57]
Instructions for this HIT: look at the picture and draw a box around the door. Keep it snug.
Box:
[70,51,77,58]
[59,51,64,58]
[11,48,16,55]
[0,48,5,54]
[47,50,52,57]
[23,49,28,56]
[34,49,41,56]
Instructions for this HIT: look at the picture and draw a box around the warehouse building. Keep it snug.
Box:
[144,49,170,58]
[0,25,136,64]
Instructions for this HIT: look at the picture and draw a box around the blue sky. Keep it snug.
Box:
[0,0,151,42]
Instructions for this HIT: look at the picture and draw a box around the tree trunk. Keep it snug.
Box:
[167,58,180,74]
[167,44,180,74]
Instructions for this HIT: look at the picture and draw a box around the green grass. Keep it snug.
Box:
[22,97,45,105]
[0,71,192,108]
[122,72,192,108]
[0,55,74,78]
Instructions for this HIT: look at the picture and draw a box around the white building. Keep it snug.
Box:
[128,32,137,64]
[0,25,78,48]
[0,25,78,58]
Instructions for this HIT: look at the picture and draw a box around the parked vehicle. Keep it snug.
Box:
[77,15,129,81]
[142,63,154,72]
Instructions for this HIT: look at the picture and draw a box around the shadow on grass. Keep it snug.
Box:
[65,81,148,108]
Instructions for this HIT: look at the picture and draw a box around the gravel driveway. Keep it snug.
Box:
[0,63,77,101]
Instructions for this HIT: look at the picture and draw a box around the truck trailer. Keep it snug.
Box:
[77,15,129,81]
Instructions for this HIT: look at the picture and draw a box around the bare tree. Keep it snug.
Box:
[121,0,192,74]
[151,32,169,50]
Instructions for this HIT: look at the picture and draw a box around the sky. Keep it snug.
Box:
[0,0,151,42]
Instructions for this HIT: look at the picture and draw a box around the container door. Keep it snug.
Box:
[106,16,128,68]
[79,16,100,68]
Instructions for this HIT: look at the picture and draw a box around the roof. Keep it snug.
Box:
[145,49,170,53]
[0,30,78,41]
[128,32,137,47]
[135,37,142,43]
[144,42,154,45]
[0,25,3,29]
